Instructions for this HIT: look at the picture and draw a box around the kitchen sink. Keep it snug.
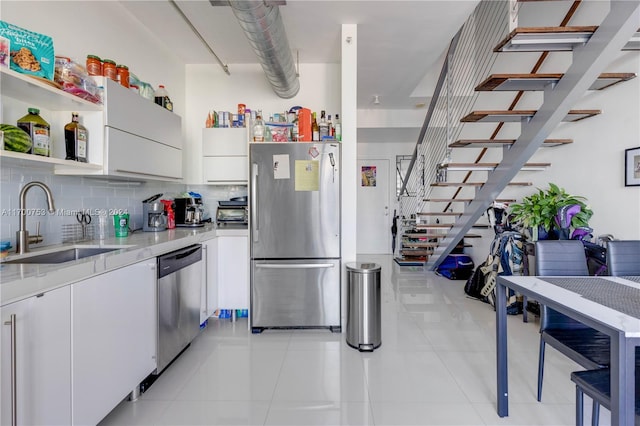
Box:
[2,246,125,264]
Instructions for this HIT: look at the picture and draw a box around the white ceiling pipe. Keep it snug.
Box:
[226,0,300,99]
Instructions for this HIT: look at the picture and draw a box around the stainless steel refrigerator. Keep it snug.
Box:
[249,142,341,333]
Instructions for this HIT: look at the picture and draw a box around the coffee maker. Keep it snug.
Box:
[174,197,205,227]
[142,194,167,232]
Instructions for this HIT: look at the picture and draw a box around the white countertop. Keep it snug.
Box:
[0,225,248,306]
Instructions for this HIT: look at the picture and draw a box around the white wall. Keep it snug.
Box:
[0,1,188,245]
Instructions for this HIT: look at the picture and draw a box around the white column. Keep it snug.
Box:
[341,24,357,328]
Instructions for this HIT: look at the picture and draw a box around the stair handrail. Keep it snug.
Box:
[397,28,462,199]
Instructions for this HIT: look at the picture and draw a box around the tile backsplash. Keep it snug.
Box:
[0,164,247,248]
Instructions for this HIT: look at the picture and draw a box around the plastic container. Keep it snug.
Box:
[86,55,102,76]
[154,85,173,111]
[17,108,50,156]
[113,213,129,237]
[97,209,108,240]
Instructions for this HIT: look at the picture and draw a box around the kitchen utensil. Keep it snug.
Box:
[76,211,91,239]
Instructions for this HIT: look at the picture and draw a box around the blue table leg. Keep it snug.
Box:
[496,281,508,417]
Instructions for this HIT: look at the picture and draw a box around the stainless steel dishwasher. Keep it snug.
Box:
[156,244,202,374]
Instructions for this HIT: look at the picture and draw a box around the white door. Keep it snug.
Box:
[357,159,390,254]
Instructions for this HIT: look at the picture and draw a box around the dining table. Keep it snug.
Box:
[495,275,640,425]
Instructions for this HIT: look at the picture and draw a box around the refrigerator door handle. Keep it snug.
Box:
[251,162,259,243]
[255,263,336,269]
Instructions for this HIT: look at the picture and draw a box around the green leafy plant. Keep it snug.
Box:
[509,183,593,237]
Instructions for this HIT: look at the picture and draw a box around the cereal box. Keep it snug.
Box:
[0,21,54,80]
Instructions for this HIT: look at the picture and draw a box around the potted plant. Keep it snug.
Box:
[509,183,593,241]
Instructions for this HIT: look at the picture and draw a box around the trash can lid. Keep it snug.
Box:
[346,262,381,273]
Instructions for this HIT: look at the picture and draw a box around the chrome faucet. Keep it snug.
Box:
[16,181,56,254]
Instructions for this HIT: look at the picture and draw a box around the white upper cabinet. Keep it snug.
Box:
[101,79,183,181]
[202,127,248,185]
[1,69,183,182]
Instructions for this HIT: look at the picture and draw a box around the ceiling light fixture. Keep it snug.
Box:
[373,95,380,105]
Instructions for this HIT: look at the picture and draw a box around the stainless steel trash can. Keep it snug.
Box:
[346,262,381,351]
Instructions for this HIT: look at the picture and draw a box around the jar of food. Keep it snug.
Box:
[102,59,117,81]
[116,64,129,88]
[86,55,102,76]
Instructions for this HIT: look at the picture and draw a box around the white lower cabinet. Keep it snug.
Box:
[218,235,249,310]
[201,238,218,323]
[71,261,156,426]
[1,286,72,426]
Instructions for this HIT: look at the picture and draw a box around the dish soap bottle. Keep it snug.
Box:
[64,112,88,162]
[17,108,50,157]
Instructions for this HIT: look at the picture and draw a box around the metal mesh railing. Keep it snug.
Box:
[399,0,510,219]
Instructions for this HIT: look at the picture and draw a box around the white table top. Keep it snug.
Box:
[497,275,640,337]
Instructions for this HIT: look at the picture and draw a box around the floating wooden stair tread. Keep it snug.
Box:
[449,138,572,148]
[461,109,600,123]
[475,73,636,92]
[424,198,517,203]
[402,242,439,248]
[495,26,640,52]
[404,233,481,239]
[402,242,473,249]
[439,162,550,171]
[414,223,492,230]
[417,212,462,216]
[415,224,454,229]
[431,181,532,187]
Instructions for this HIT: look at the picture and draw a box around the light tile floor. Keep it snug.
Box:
[99,254,611,425]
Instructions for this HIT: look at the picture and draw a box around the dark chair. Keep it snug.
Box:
[535,241,611,402]
[571,368,640,426]
[607,240,640,276]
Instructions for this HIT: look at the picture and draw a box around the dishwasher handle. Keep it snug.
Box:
[158,244,202,279]
[175,245,201,260]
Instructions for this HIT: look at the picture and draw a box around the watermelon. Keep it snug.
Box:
[1,124,32,153]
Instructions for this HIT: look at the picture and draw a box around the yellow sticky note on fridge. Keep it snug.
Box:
[295,160,319,191]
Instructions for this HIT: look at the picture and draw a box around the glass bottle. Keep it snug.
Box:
[327,114,333,138]
[64,112,88,162]
[334,114,342,142]
[312,112,319,141]
[253,114,265,142]
[319,110,329,140]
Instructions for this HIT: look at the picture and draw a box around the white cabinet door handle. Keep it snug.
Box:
[4,314,17,426]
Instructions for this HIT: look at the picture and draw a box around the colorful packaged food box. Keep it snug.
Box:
[0,21,54,80]
[0,36,9,69]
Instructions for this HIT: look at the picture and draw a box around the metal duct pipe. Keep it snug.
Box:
[227,0,300,98]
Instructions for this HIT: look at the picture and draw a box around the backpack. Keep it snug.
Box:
[437,254,475,280]
[464,231,526,313]
[582,240,607,276]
